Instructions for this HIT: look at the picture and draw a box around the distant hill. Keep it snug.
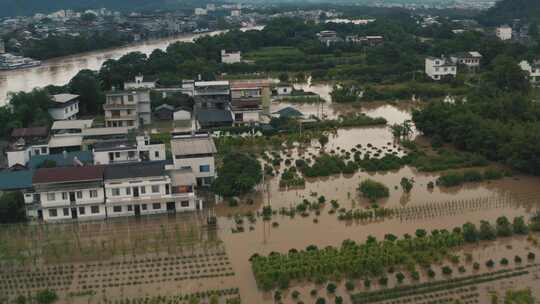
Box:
[477,0,540,26]
[1,0,204,17]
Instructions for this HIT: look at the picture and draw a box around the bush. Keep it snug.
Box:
[316,298,326,304]
[292,290,301,299]
[395,272,405,283]
[326,283,337,294]
[442,266,452,275]
[335,296,343,304]
[515,256,522,263]
[500,258,509,265]
[378,276,388,286]
[473,262,480,270]
[358,179,389,202]
[528,252,535,260]
[345,281,355,291]
[486,260,495,268]
[36,290,58,304]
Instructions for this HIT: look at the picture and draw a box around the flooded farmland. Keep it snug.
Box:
[1,91,540,303]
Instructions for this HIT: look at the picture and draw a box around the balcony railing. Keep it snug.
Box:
[103,103,137,110]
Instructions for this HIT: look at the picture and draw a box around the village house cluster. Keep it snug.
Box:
[0,74,308,222]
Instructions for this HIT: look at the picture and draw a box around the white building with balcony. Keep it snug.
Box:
[48,94,79,120]
[104,162,197,217]
[32,166,106,222]
[104,90,151,128]
[170,132,217,187]
[450,51,482,70]
[92,135,166,165]
[425,56,457,80]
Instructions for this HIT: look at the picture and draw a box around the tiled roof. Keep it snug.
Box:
[171,135,217,156]
[52,94,79,104]
[0,170,34,190]
[11,127,48,138]
[93,138,136,152]
[196,109,233,123]
[33,166,104,184]
[28,151,93,169]
[104,161,166,180]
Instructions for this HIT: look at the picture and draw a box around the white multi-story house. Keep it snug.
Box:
[32,166,106,222]
[221,50,241,64]
[519,60,540,85]
[6,127,49,168]
[92,135,166,165]
[104,162,197,218]
[104,90,151,128]
[48,94,79,120]
[170,132,217,187]
[496,25,512,41]
[450,51,482,70]
[425,56,457,80]
[124,75,158,90]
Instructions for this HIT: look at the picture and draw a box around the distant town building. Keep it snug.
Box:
[206,3,216,11]
[345,35,384,46]
[496,25,512,41]
[194,81,233,128]
[450,51,482,70]
[221,50,242,64]
[317,30,343,46]
[519,60,540,85]
[48,94,80,120]
[0,40,4,54]
[103,90,151,128]
[231,10,241,17]
[274,83,294,96]
[425,56,457,80]
[194,8,207,16]
[124,75,158,90]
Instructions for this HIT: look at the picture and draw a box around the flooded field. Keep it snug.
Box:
[2,95,540,303]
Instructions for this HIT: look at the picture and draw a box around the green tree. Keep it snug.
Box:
[8,89,52,128]
[513,216,529,234]
[68,69,105,115]
[213,153,262,197]
[0,192,27,223]
[485,55,530,93]
[358,179,389,203]
[36,289,58,304]
[462,222,479,243]
[479,220,497,240]
[400,177,414,193]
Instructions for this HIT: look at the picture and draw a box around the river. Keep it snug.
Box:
[0,26,263,106]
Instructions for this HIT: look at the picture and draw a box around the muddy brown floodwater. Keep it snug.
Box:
[1,100,540,303]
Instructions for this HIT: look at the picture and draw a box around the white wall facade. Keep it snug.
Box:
[425,58,457,80]
[496,27,512,41]
[221,50,241,64]
[105,177,196,218]
[48,102,79,120]
[7,144,49,167]
[519,61,540,84]
[93,149,139,165]
[173,156,215,186]
[39,187,106,222]
[276,86,293,95]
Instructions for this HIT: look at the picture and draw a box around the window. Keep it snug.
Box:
[47,193,56,201]
[152,203,161,210]
[181,201,190,207]
[113,206,122,213]
[49,209,57,217]
[199,165,210,173]
[140,186,146,194]
[115,152,120,158]
[90,190,98,198]
[112,189,120,196]
[126,187,131,195]
[41,147,47,154]
[127,120,134,127]
[155,151,159,158]
[91,206,99,214]
[141,204,147,210]
[151,185,160,193]
[62,192,68,200]
[65,108,68,113]
[128,95,134,102]
[128,151,135,158]
[63,208,69,216]
[79,207,86,215]
[76,191,83,199]
[127,205,133,211]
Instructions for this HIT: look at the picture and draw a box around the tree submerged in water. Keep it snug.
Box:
[213,152,262,198]
[358,179,389,203]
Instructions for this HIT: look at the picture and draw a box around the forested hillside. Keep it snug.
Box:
[477,0,540,26]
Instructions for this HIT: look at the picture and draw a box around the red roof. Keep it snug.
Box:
[11,127,49,138]
[33,166,105,184]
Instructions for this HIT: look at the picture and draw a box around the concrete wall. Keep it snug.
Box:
[48,102,79,120]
